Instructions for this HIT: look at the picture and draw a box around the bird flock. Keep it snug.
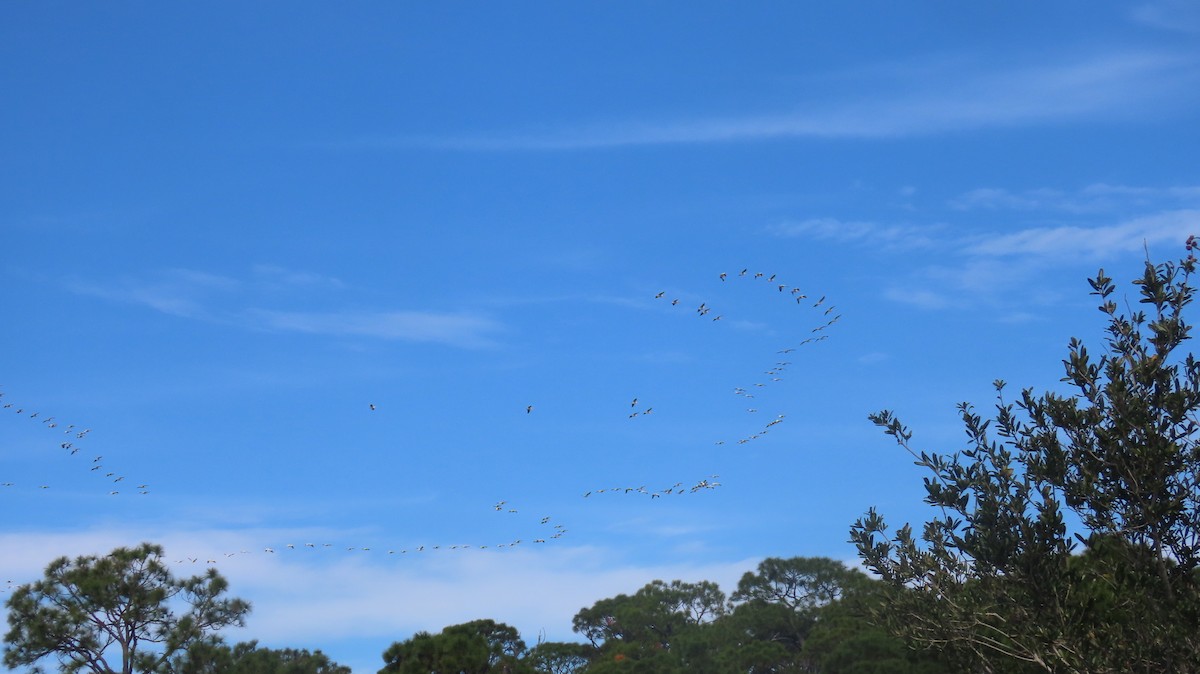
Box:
[0,389,145,495]
[650,269,839,447]
[168,505,573,566]
[1,267,839,570]
[583,475,722,499]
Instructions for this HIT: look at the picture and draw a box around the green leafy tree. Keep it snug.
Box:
[175,639,351,674]
[3,542,251,674]
[525,641,592,674]
[379,619,532,674]
[446,620,528,672]
[704,557,952,674]
[851,251,1200,672]
[715,557,870,673]
[379,631,440,674]
[800,580,955,674]
[571,579,725,673]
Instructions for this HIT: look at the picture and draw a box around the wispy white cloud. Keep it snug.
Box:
[65,267,503,349]
[251,264,346,290]
[65,269,240,319]
[874,210,1200,315]
[1131,1,1200,34]
[246,309,503,348]
[356,50,1196,151]
[768,218,940,249]
[951,183,1200,213]
[963,209,1200,258]
[882,287,955,311]
[772,191,1199,314]
[950,187,1069,212]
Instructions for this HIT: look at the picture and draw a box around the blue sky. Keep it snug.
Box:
[3,2,1200,672]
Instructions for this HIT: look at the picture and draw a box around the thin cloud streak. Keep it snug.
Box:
[951,183,1200,213]
[358,50,1195,151]
[881,211,1199,312]
[768,218,941,249]
[774,205,1199,264]
[65,269,240,320]
[65,267,504,349]
[251,264,347,290]
[964,209,1200,258]
[1131,0,1200,34]
[771,200,1199,313]
[246,309,503,348]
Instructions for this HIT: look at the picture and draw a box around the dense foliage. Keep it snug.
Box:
[3,543,251,674]
[175,640,351,674]
[378,556,953,674]
[852,252,1200,672]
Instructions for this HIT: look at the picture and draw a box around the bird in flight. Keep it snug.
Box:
[369,404,377,411]
[526,405,533,414]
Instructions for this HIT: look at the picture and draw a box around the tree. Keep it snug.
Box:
[524,641,592,674]
[379,619,532,674]
[569,579,727,673]
[718,557,871,672]
[4,542,251,674]
[851,250,1200,672]
[445,620,528,672]
[799,579,954,674]
[706,557,952,674]
[175,640,351,674]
